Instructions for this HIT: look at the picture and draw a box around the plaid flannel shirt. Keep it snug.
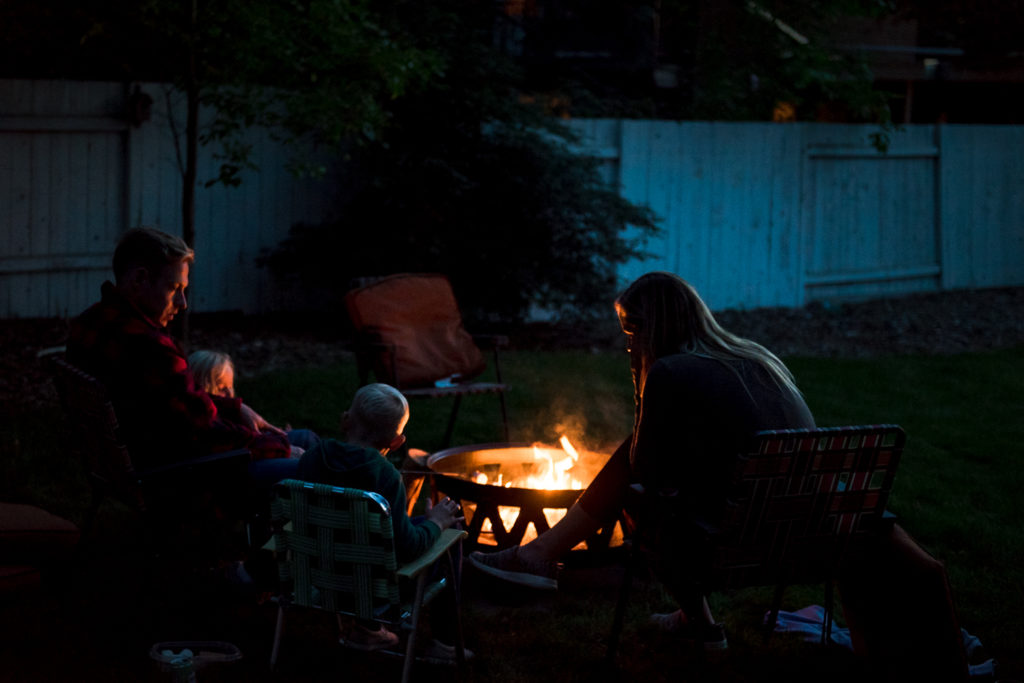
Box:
[66,282,288,468]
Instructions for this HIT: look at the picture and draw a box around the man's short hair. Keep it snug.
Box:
[112,227,194,282]
[348,383,408,446]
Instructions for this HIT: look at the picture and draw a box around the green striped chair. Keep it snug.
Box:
[268,479,468,682]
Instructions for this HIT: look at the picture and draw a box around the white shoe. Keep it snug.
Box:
[339,623,399,651]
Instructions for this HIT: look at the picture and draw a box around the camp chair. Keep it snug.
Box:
[344,273,509,450]
[606,424,905,661]
[49,356,251,560]
[268,479,468,683]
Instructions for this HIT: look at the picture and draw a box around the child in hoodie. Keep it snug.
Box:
[295,383,466,658]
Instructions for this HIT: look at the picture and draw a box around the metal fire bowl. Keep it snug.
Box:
[426,442,616,552]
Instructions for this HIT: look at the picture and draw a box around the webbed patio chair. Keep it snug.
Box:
[49,356,251,561]
[268,479,468,683]
[344,273,509,450]
[606,424,905,660]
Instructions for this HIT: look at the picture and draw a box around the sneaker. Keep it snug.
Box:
[650,609,687,631]
[695,622,728,651]
[417,638,475,665]
[649,611,728,651]
[468,547,559,590]
[221,560,253,587]
[340,623,400,651]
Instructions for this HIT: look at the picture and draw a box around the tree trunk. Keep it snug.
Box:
[177,0,200,348]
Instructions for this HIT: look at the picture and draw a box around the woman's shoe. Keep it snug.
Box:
[467,546,559,590]
[650,610,728,650]
[339,622,399,651]
[417,638,476,665]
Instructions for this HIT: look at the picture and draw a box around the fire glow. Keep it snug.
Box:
[427,436,622,551]
[471,435,584,491]
[469,435,594,545]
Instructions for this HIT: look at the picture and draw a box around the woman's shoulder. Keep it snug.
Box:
[650,352,730,377]
[650,353,772,393]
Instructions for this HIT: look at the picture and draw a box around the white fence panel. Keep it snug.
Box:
[0,80,129,318]
[571,119,1024,311]
[800,124,941,302]
[4,79,1023,320]
[940,125,1024,290]
[593,120,804,310]
[127,84,338,314]
[1,79,339,318]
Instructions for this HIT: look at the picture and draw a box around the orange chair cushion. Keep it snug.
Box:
[0,503,80,564]
[345,274,485,388]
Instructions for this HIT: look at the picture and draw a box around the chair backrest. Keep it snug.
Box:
[708,424,905,589]
[271,479,403,621]
[344,273,485,388]
[50,356,145,512]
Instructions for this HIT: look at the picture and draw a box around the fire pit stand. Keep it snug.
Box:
[426,442,623,553]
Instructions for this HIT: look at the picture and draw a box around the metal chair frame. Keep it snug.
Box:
[345,273,509,449]
[49,356,250,556]
[607,424,905,660]
[269,479,468,683]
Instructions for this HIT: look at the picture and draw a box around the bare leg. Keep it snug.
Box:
[518,503,603,562]
[651,596,715,628]
[469,440,629,590]
[468,502,605,590]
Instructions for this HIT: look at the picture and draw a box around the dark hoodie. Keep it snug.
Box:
[295,439,440,562]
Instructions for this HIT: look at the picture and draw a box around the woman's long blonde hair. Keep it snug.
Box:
[615,272,800,400]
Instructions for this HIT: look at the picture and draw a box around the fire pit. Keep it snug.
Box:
[426,439,624,553]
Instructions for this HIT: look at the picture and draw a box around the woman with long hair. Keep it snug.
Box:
[469,272,815,648]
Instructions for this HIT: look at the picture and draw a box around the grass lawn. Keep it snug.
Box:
[2,345,1021,681]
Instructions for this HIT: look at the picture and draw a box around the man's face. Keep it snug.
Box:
[133,260,189,328]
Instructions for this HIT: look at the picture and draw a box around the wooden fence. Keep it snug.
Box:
[1,79,338,319]
[2,79,1022,319]
[569,118,1024,311]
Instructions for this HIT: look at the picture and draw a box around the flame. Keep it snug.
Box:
[480,435,587,544]
[559,435,580,461]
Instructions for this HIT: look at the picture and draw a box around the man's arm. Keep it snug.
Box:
[132,330,287,456]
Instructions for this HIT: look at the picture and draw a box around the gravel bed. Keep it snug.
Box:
[4,285,1023,411]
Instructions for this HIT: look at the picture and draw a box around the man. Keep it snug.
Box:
[66,227,298,472]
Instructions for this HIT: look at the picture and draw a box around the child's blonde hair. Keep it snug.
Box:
[347,383,409,448]
[188,349,235,397]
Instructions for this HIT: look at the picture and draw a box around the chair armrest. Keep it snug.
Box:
[397,528,468,580]
[138,448,251,479]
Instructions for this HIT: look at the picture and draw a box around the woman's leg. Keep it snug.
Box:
[525,435,632,556]
[468,437,632,589]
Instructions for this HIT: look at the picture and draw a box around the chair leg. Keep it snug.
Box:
[402,573,429,683]
[71,493,104,561]
[447,549,467,670]
[441,395,463,449]
[822,579,835,645]
[270,602,286,670]
[606,540,634,663]
[491,350,510,441]
[498,391,509,442]
[767,583,786,631]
